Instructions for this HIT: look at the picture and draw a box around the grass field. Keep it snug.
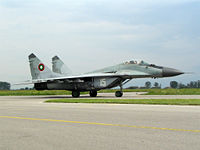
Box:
[0,90,72,96]
[0,88,200,96]
[45,99,200,105]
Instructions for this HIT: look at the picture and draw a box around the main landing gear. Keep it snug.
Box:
[72,91,80,98]
[89,90,97,97]
[72,91,98,98]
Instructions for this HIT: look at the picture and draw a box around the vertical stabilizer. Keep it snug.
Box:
[29,53,58,80]
[52,56,73,76]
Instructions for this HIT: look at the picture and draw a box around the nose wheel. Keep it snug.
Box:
[115,91,123,97]
[115,82,123,97]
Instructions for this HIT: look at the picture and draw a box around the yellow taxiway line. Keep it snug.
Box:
[0,116,199,133]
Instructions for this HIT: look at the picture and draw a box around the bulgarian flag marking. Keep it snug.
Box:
[38,63,45,71]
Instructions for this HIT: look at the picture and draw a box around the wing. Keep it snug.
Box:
[31,73,122,83]
[14,70,150,85]
[14,73,121,85]
[31,70,150,83]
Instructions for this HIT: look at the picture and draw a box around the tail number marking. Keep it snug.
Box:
[100,78,107,87]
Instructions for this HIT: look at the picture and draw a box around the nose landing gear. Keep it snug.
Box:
[115,79,132,97]
[115,83,123,97]
[115,91,123,97]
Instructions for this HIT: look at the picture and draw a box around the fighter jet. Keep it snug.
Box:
[28,53,184,97]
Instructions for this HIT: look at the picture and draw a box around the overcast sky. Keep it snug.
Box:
[0,0,200,88]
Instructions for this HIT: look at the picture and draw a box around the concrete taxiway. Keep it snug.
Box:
[0,94,200,150]
[83,92,200,99]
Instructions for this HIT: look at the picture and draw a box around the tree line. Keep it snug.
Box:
[128,80,200,89]
[1,80,200,90]
[170,80,200,89]
[0,81,11,90]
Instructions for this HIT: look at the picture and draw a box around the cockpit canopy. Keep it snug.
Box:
[138,60,150,65]
[123,60,163,69]
[124,60,137,64]
[123,60,150,65]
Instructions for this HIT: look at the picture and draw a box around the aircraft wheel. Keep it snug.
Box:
[72,91,80,98]
[89,90,97,97]
[115,91,123,97]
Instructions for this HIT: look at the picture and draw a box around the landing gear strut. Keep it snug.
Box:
[115,79,132,97]
[72,91,80,98]
[90,90,97,97]
[115,83,123,97]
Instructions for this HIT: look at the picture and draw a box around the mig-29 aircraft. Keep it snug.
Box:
[28,53,184,97]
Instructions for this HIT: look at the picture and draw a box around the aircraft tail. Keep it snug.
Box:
[52,56,72,76]
[29,53,58,80]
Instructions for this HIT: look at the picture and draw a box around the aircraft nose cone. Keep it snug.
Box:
[162,67,184,77]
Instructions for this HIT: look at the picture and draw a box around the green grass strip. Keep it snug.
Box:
[45,99,200,105]
[0,90,87,96]
[1,88,200,96]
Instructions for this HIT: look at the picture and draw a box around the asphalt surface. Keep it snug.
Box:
[0,94,200,150]
[83,92,200,99]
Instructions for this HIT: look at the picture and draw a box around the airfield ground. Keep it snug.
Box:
[0,93,200,150]
[1,88,200,96]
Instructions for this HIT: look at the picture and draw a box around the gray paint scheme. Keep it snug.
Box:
[52,56,73,76]
[28,53,183,93]
[29,54,61,80]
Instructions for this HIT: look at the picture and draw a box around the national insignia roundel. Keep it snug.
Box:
[38,63,45,71]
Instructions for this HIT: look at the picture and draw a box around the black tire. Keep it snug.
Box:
[89,90,97,97]
[72,91,80,98]
[115,91,123,97]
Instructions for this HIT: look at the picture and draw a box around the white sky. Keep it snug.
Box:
[0,0,200,89]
